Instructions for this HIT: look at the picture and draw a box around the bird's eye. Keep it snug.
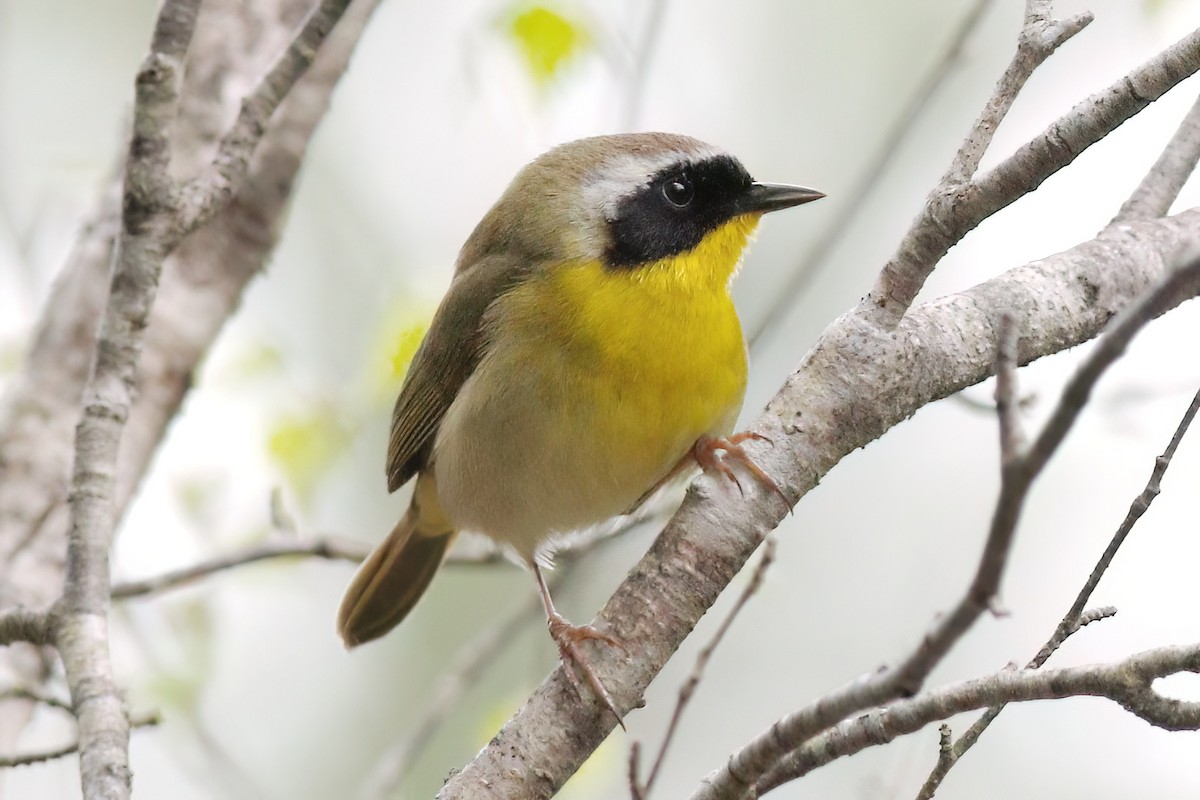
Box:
[662,175,694,207]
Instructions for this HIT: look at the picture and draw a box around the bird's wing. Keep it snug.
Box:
[385,255,529,492]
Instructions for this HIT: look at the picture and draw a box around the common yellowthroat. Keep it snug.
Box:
[337,132,822,720]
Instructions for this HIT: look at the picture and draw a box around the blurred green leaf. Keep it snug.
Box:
[366,299,432,406]
[142,598,215,717]
[389,323,427,383]
[266,406,350,498]
[173,473,228,532]
[0,339,20,374]
[222,342,286,382]
[503,3,592,88]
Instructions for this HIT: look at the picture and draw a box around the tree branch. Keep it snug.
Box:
[53,4,204,793]
[0,0,381,773]
[867,24,1200,326]
[1112,92,1200,223]
[750,0,998,345]
[915,386,1200,796]
[110,538,368,600]
[0,609,52,648]
[631,539,778,800]
[944,1,1092,185]
[178,0,353,234]
[0,710,161,770]
[46,1,352,796]
[753,642,1200,792]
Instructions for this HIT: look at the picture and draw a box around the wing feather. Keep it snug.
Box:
[385,255,529,491]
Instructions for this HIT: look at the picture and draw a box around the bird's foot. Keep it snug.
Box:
[693,432,791,509]
[547,611,626,729]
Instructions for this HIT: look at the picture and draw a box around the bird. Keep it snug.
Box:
[336,132,823,722]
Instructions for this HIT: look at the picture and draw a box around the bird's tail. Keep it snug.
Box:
[337,472,456,648]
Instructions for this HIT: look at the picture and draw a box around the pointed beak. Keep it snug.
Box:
[739,182,825,215]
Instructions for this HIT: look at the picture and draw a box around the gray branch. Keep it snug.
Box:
[0,1,360,796]
[1113,91,1200,223]
[0,608,52,647]
[914,384,1200,797]
[867,24,1200,326]
[752,642,1200,792]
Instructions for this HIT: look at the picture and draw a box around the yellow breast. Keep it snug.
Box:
[504,215,759,484]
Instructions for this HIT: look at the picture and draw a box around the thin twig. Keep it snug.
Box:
[0,710,161,770]
[110,538,369,600]
[914,607,1116,799]
[629,741,647,800]
[868,4,1096,326]
[110,488,673,601]
[632,539,778,799]
[754,641,1200,792]
[1112,91,1200,223]
[178,0,353,234]
[993,313,1025,465]
[0,687,73,713]
[944,1,1092,184]
[872,17,1200,328]
[915,387,1200,797]
[749,0,997,346]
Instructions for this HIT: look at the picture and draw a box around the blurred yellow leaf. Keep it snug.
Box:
[173,473,228,531]
[222,342,285,382]
[366,298,432,406]
[141,598,215,717]
[503,3,592,88]
[266,407,349,497]
[389,323,427,382]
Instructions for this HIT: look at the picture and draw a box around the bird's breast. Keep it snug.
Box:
[433,218,757,556]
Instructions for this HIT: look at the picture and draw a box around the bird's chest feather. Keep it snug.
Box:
[496,234,753,477]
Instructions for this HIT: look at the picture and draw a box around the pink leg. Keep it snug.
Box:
[533,562,626,728]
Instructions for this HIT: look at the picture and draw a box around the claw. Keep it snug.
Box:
[533,563,626,728]
[693,433,791,510]
[547,612,627,729]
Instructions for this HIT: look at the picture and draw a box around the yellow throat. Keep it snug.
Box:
[500,214,762,485]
